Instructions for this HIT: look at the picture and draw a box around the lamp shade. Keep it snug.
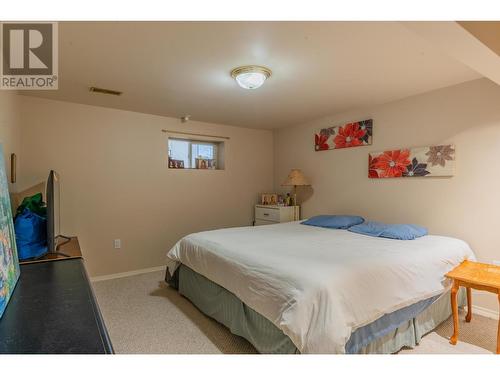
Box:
[281,169,310,186]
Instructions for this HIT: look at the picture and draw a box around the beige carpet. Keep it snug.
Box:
[399,333,490,354]
[92,270,497,354]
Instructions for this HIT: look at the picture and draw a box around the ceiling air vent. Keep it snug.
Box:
[89,86,123,96]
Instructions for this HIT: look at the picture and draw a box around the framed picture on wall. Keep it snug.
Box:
[369,144,455,178]
[315,119,373,151]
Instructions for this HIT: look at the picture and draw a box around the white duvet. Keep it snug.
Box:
[166,221,475,353]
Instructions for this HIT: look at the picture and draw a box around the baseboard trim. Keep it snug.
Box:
[471,305,499,320]
[90,265,166,282]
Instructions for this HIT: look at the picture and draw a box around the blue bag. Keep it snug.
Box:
[14,208,48,260]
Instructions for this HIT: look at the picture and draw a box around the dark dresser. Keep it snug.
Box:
[0,238,114,354]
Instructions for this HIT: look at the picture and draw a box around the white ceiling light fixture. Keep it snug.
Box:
[231,65,272,90]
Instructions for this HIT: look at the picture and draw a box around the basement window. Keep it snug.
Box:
[168,138,224,170]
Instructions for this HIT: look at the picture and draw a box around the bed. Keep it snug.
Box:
[165,221,475,354]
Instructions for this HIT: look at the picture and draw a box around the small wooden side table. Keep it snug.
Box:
[445,260,500,354]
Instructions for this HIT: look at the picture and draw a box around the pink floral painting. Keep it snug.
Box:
[369,145,455,178]
[314,119,373,151]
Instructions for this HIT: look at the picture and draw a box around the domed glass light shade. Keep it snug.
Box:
[231,66,272,90]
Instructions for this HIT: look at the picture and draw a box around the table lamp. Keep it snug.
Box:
[281,169,310,206]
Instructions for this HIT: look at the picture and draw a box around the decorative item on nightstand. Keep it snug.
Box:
[254,204,300,226]
[260,193,278,206]
[281,169,310,206]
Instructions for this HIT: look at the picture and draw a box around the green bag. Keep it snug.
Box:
[15,193,47,218]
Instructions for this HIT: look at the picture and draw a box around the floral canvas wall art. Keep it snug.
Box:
[315,119,373,151]
[0,144,20,319]
[369,144,455,178]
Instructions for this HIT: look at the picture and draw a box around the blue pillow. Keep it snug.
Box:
[348,221,428,240]
[301,215,365,229]
[347,221,387,237]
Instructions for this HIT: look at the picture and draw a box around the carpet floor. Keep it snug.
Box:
[92,270,498,354]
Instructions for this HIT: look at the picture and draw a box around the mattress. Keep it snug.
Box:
[166,221,475,353]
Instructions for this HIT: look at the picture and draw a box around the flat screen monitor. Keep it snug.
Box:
[46,170,60,253]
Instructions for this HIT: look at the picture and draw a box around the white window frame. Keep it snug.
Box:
[168,137,221,169]
[190,140,218,168]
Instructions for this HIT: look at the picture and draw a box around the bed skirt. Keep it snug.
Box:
[166,265,465,354]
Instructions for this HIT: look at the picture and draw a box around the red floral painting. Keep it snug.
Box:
[314,119,372,151]
[314,134,329,151]
[373,149,411,178]
[368,154,379,178]
[369,145,455,178]
[333,122,366,148]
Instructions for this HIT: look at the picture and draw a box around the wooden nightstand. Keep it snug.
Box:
[254,205,300,226]
[445,260,500,354]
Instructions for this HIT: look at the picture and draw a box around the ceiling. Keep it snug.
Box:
[458,21,500,57]
[20,22,482,129]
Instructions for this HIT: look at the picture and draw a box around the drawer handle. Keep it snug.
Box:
[263,213,269,216]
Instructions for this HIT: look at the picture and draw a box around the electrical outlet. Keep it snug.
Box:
[114,239,121,249]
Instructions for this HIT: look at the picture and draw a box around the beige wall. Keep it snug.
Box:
[0,92,22,194]
[274,78,500,313]
[17,96,274,277]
